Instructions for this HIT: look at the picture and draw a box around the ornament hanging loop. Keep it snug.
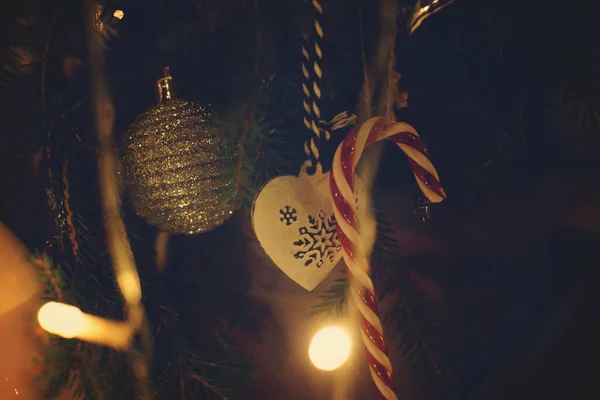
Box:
[299,159,323,178]
[157,66,175,103]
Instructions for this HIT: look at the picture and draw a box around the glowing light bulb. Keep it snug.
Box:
[113,10,124,20]
[309,326,351,371]
[38,302,133,350]
[37,302,84,338]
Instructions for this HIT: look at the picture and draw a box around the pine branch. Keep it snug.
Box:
[372,210,445,388]
[212,0,303,209]
[310,271,349,316]
[37,208,255,399]
[0,18,39,89]
[191,373,229,400]
[557,84,600,130]
[234,0,262,194]
[32,252,65,302]
[378,262,443,387]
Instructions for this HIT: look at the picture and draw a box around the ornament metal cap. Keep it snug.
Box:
[156,66,175,103]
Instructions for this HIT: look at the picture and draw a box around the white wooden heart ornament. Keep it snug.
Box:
[252,164,367,291]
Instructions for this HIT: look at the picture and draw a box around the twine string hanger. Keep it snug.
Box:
[301,0,357,176]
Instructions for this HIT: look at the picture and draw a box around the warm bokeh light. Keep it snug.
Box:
[37,302,84,339]
[117,269,142,306]
[113,10,124,20]
[309,326,352,371]
[38,302,133,350]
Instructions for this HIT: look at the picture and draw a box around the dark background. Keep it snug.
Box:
[1,0,600,398]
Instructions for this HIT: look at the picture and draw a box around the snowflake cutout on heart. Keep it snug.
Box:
[279,206,298,226]
[292,210,341,268]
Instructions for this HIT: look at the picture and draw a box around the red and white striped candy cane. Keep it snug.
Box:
[330,117,446,400]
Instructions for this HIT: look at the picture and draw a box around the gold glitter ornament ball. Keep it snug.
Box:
[122,70,236,234]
